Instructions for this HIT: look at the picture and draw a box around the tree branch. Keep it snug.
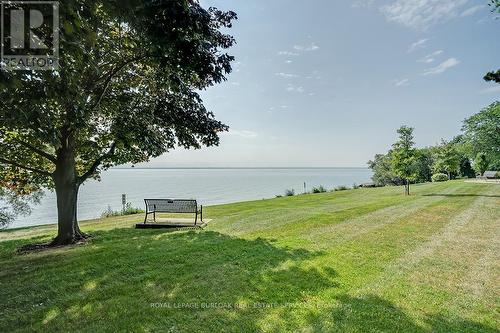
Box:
[0,157,52,176]
[15,139,57,163]
[78,142,117,184]
[0,130,57,163]
[91,55,149,110]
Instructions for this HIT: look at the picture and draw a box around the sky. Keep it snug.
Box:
[142,0,500,168]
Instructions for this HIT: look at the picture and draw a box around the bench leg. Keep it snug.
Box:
[194,211,198,226]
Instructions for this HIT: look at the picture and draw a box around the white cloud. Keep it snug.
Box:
[394,78,410,87]
[461,5,485,17]
[422,58,460,75]
[285,60,293,64]
[227,130,258,139]
[408,38,428,53]
[293,43,320,51]
[278,51,300,56]
[418,50,444,63]
[286,85,305,93]
[275,72,300,79]
[382,0,470,30]
[480,86,500,94]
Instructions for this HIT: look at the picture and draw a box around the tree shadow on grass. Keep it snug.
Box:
[303,294,498,333]
[0,228,335,332]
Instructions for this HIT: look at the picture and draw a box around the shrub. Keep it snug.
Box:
[352,183,359,189]
[101,203,144,218]
[496,171,500,179]
[312,185,327,193]
[285,189,295,196]
[334,185,350,191]
[431,173,449,182]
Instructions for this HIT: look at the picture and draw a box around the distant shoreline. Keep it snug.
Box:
[112,167,371,170]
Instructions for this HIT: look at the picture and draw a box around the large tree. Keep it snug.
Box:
[462,102,500,170]
[391,126,418,195]
[0,0,237,245]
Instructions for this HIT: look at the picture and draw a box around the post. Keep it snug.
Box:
[304,182,306,194]
[122,194,126,213]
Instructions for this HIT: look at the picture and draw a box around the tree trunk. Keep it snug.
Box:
[51,141,87,245]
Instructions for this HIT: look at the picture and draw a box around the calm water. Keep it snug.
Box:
[10,168,372,229]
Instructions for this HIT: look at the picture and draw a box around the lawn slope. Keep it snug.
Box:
[0,181,498,332]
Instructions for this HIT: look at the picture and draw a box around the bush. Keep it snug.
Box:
[101,203,144,218]
[334,185,350,191]
[352,183,359,189]
[312,185,327,193]
[496,171,500,179]
[431,173,449,182]
[284,189,295,197]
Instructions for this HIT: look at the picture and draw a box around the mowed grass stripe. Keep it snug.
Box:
[304,182,467,249]
[356,183,496,295]
[215,182,454,239]
[369,186,500,331]
[301,183,489,293]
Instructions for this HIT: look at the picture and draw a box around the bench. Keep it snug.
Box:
[143,199,203,226]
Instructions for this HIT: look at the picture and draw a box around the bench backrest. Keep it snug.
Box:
[144,199,197,213]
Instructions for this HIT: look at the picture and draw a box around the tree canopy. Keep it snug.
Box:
[0,0,237,244]
[462,102,500,170]
[432,140,461,179]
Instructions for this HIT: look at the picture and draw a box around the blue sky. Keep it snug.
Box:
[146,0,499,168]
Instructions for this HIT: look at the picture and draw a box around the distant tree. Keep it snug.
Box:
[459,157,476,178]
[474,153,490,176]
[0,1,237,245]
[462,102,500,170]
[451,135,476,178]
[368,153,404,186]
[432,141,461,179]
[413,148,434,183]
[391,126,418,195]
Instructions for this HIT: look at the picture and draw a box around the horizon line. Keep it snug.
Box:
[112,166,370,170]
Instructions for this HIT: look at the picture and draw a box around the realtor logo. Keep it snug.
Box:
[1,1,59,70]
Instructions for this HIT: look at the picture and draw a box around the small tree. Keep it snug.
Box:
[432,140,461,180]
[0,1,237,245]
[474,153,490,176]
[391,126,418,195]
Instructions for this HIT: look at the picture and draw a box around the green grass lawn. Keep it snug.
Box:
[0,181,499,332]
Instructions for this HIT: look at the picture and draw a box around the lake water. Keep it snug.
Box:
[10,168,372,229]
